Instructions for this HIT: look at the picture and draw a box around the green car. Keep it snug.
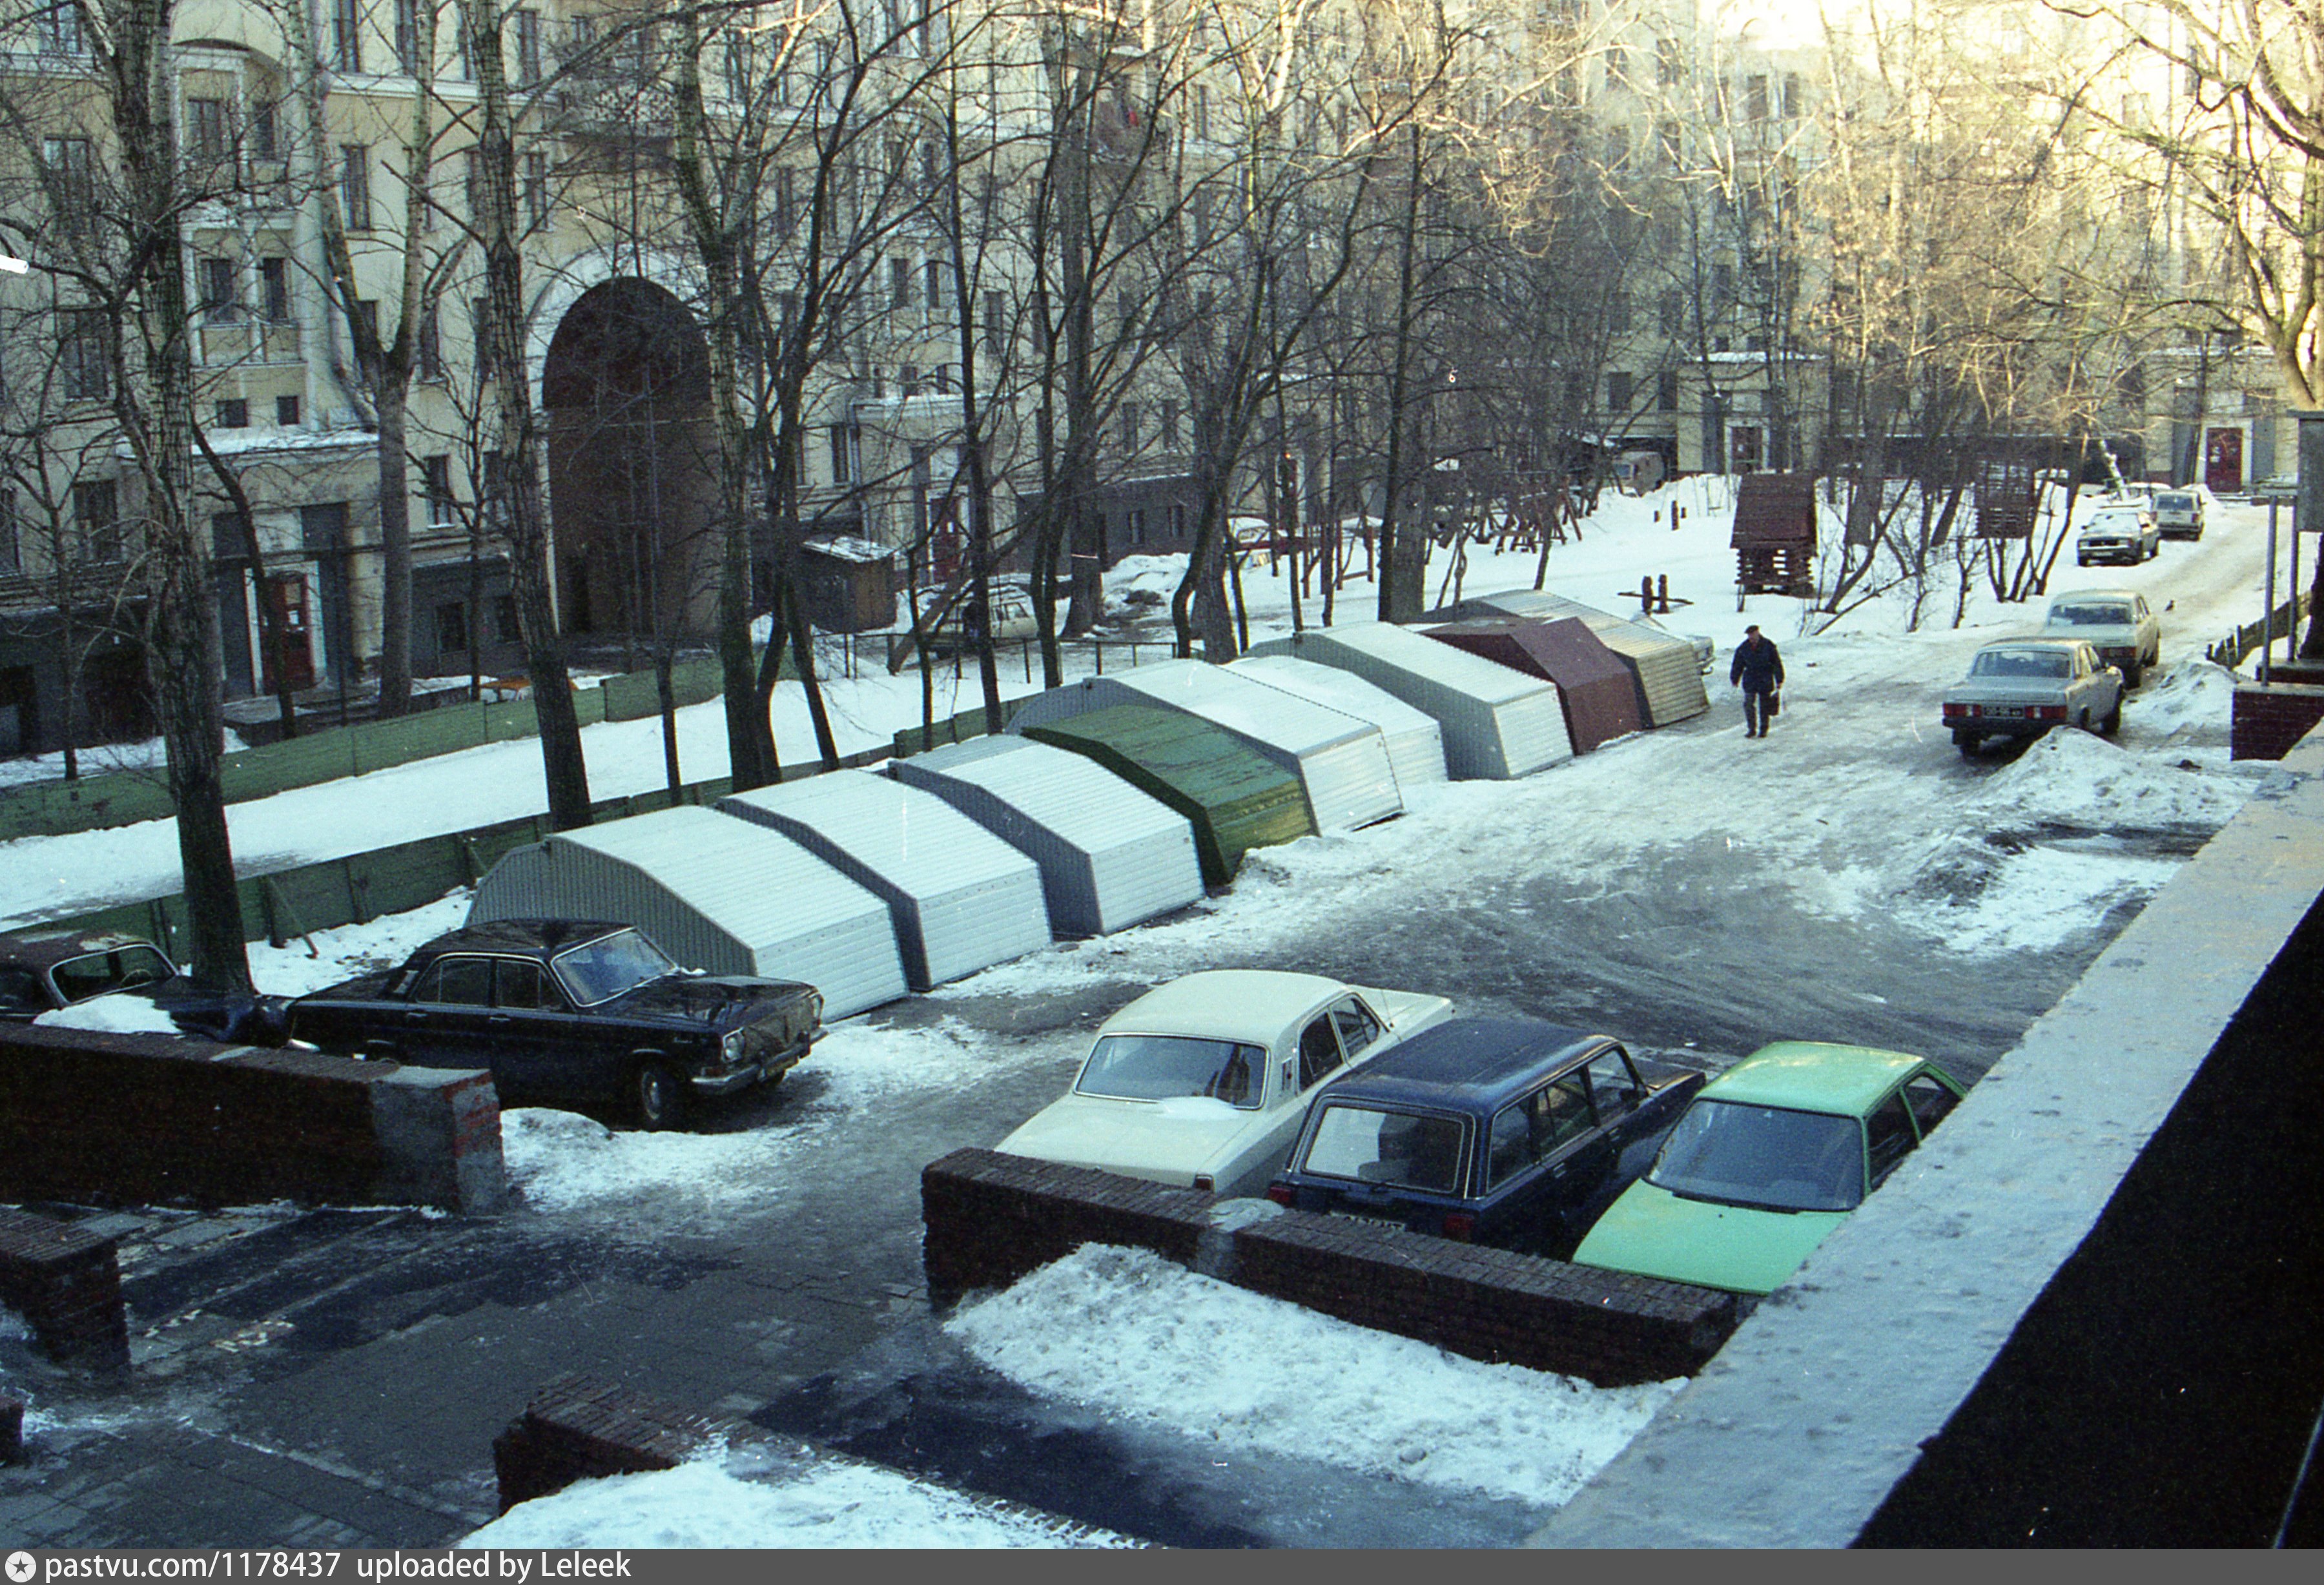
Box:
[1571,1041,1966,1296]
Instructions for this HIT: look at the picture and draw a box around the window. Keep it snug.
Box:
[436,600,469,654]
[1714,261,1734,303]
[1328,998,1384,1061]
[1658,369,1679,412]
[214,398,249,428]
[334,0,364,73]
[187,98,230,165]
[925,258,945,311]
[424,455,455,526]
[60,309,109,401]
[919,139,940,194]
[0,491,19,577]
[1581,1048,1643,1121]
[199,257,239,320]
[1120,402,1138,451]
[249,103,278,161]
[774,165,796,238]
[983,289,1005,351]
[1657,37,1681,85]
[277,394,301,425]
[494,959,551,1010]
[1297,1016,1344,1090]
[1658,288,1681,336]
[494,595,521,643]
[1902,1073,1959,1138]
[1487,1076,1594,1191]
[828,422,856,484]
[259,256,291,322]
[1866,1092,1917,1182]
[1160,401,1179,448]
[515,10,543,85]
[523,150,548,229]
[464,147,482,221]
[418,309,443,382]
[415,956,493,1006]
[1125,508,1146,545]
[1607,371,1634,411]
[43,136,95,221]
[890,256,913,310]
[1746,74,1769,122]
[1783,73,1802,119]
[351,298,380,350]
[898,363,918,395]
[395,0,420,73]
[340,145,372,229]
[1304,1105,1466,1193]
[75,479,121,563]
[37,3,85,54]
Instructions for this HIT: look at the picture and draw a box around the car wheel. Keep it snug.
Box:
[2123,659,2143,690]
[632,1059,687,1131]
[1954,729,1981,757]
[2100,697,2123,736]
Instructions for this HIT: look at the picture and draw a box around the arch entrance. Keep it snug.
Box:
[541,280,719,644]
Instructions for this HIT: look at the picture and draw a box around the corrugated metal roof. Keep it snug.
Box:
[717,771,1051,991]
[1019,704,1313,886]
[1243,622,1572,779]
[467,804,909,1018]
[1731,473,1819,548]
[1446,589,1711,726]
[1005,660,1403,831]
[1226,655,1448,791]
[1423,618,1643,753]
[888,736,1204,936]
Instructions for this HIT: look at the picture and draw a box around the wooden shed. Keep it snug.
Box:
[797,536,898,633]
[887,735,1205,936]
[1244,622,1573,779]
[1731,473,1818,596]
[1019,704,1314,888]
[1423,618,1643,754]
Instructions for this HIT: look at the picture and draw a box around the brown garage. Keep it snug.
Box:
[1422,617,1643,753]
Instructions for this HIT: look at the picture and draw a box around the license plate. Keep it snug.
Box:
[1985,706,2024,719]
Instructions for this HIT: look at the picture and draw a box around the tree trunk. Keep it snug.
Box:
[373,381,414,716]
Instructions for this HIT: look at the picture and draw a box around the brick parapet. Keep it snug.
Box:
[0,1207,130,1372]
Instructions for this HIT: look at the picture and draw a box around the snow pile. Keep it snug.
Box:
[1894,834,2185,956]
[1975,728,2249,833]
[2132,659,2239,740]
[245,892,473,996]
[461,1455,1131,1548]
[945,1244,1682,1511]
[500,1109,801,1217]
[808,1018,1056,1107]
[33,994,181,1035]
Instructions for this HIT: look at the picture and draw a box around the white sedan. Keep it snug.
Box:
[997,970,1455,1198]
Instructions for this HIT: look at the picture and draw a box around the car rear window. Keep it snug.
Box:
[1076,1034,1268,1109]
[1647,1098,1867,1212]
[1301,1104,1467,1194]
[2157,494,2194,509]
[1970,649,2070,679]
[2050,603,2132,626]
[51,945,176,1003]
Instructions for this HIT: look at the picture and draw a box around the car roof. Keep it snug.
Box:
[1312,1016,1609,1114]
[1099,969,1353,1047]
[0,928,174,972]
[1975,637,2083,653]
[2049,589,2137,606]
[1700,1040,1933,1115]
[416,919,633,957]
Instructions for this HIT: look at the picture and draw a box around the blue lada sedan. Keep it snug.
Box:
[1267,1016,1703,1256]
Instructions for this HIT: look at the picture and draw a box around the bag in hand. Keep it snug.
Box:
[1765,690,1781,719]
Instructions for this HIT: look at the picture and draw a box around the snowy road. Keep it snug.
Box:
[0,483,2290,1546]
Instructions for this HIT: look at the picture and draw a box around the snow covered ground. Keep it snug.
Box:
[4,479,2290,1547]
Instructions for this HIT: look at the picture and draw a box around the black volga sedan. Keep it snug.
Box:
[1268,1016,1703,1257]
[287,919,823,1129]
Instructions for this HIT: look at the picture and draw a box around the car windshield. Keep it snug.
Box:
[2050,603,2132,627]
[1647,1098,1866,1212]
[2157,494,2194,509]
[1075,1034,1268,1109]
[1300,1105,1467,1194]
[551,929,678,1007]
[1969,649,2070,679]
[2083,514,2138,531]
[51,945,177,1003]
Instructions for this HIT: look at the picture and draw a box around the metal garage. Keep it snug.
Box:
[1227,655,1447,792]
[889,735,1205,937]
[717,771,1052,992]
[1244,621,1573,779]
[1004,659,1403,831]
[1422,617,1643,754]
[1018,704,1314,887]
[467,803,910,1019]
[1446,589,1710,727]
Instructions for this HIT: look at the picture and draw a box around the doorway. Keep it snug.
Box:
[260,571,314,691]
[2205,428,2244,495]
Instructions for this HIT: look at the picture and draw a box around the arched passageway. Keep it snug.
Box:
[542,279,719,642]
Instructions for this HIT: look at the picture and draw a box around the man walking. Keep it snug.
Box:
[1730,624,1785,738]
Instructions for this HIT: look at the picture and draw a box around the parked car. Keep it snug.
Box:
[2075,503,2159,566]
[2152,489,2205,540]
[286,919,822,1129]
[911,584,1040,651]
[1571,1041,1968,1296]
[996,968,1455,1196]
[0,929,289,1044]
[1266,1016,1703,1256]
[2041,588,2162,688]
[1941,638,2123,755]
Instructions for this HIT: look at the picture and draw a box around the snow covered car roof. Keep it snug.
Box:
[1096,968,1368,1049]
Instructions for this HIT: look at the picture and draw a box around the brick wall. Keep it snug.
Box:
[491,1373,772,1513]
[2231,684,2324,760]
[0,1207,129,1372]
[922,1149,1738,1389]
[0,1025,503,1213]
